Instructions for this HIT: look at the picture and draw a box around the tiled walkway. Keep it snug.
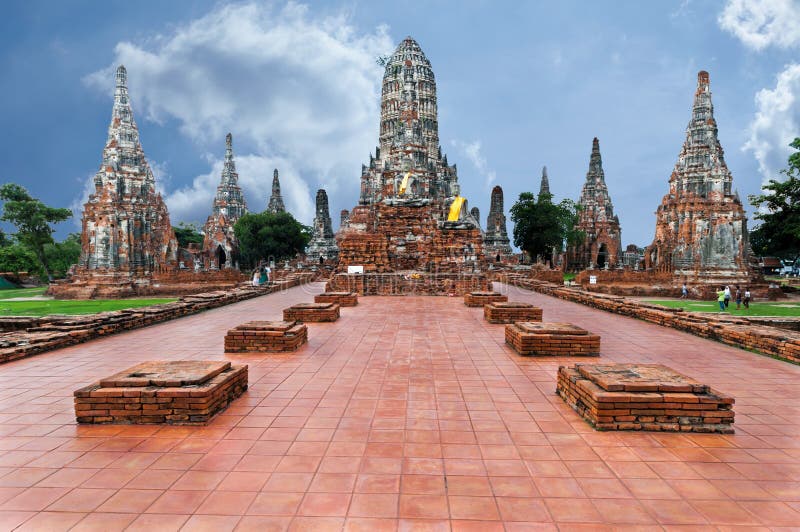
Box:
[0,282,798,530]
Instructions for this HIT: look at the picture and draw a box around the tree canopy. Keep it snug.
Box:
[748,137,800,263]
[0,184,72,280]
[234,211,311,268]
[173,222,204,248]
[510,191,582,263]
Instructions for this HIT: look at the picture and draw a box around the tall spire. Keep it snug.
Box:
[589,137,604,180]
[221,133,238,186]
[267,168,286,213]
[539,166,551,197]
[210,133,246,222]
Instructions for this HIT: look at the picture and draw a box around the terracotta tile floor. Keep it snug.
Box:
[0,281,798,530]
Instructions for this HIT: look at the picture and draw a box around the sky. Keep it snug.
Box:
[1,0,799,248]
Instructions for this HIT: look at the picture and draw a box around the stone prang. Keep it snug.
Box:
[267,169,286,214]
[483,185,512,261]
[202,133,247,269]
[645,71,751,277]
[77,65,178,277]
[539,166,551,198]
[569,138,622,269]
[305,189,338,263]
[335,37,484,275]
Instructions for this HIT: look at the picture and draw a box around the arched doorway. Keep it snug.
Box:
[596,244,608,269]
[496,254,501,263]
[216,245,227,269]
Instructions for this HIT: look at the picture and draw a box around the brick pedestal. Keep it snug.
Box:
[464,291,508,307]
[225,321,307,353]
[314,292,358,307]
[484,302,543,324]
[74,361,248,425]
[506,322,600,356]
[557,363,734,433]
[283,302,340,322]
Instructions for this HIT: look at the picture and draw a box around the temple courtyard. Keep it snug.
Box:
[0,283,797,530]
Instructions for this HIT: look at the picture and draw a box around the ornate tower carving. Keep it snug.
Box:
[570,138,622,269]
[645,71,750,276]
[78,65,178,274]
[202,133,247,269]
[305,189,339,263]
[267,169,286,214]
[483,185,513,261]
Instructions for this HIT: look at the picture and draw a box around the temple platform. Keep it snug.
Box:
[464,291,508,307]
[505,321,600,356]
[327,272,491,296]
[314,291,358,306]
[283,302,340,322]
[557,363,734,433]
[224,320,307,353]
[74,361,247,425]
[484,301,543,323]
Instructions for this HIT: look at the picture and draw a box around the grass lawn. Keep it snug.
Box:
[646,299,800,317]
[0,296,177,317]
[0,287,48,300]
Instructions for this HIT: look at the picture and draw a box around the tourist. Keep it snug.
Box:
[735,285,742,309]
[723,285,731,308]
[743,287,751,309]
[252,270,260,287]
[259,266,267,285]
[265,265,272,285]
[681,283,688,299]
[716,287,726,312]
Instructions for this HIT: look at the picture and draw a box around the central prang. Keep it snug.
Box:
[332,37,487,294]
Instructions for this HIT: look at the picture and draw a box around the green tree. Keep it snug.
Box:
[510,192,583,263]
[0,244,41,275]
[43,233,82,279]
[173,222,204,248]
[234,211,311,269]
[748,138,800,263]
[0,184,72,281]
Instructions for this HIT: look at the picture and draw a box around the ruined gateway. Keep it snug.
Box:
[331,37,489,294]
[645,71,753,283]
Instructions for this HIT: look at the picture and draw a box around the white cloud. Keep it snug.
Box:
[718,0,800,50]
[743,63,800,184]
[451,140,496,191]
[83,1,393,225]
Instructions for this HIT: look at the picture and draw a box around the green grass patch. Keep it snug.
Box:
[645,299,800,317]
[0,287,48,300]
[0,298,177,317]
[563,273,576,282]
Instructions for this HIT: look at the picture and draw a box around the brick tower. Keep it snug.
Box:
[645,71,752,282]
[202,133,247,269]
[570,138,622,270]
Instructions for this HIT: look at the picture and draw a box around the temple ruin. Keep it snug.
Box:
[304,189,338,264]
[266,169,286,214]
[330,37,487,294]
[539,166,551,198]
[201,133,247,270]
[569,138,623,270]
[645,71,753,284]
[483,185,513,262]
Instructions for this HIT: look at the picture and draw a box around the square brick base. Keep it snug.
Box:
[506,322,600,356]
[283,303,340,322]
[484,302,543,324]
[464,291,508,307]
[74,361,248,425]
[225,321,308,353]
[314,292,358,307]
[557,363,734,433]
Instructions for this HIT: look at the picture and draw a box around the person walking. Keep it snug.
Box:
[252,269,260,287]
[680,283,688,299]
[716,287,726,312]
[735,285,742,310]
[743,287,751,309]
[723,285,731,308]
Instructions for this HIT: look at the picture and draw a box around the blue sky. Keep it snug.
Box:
[2,0,799,247]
